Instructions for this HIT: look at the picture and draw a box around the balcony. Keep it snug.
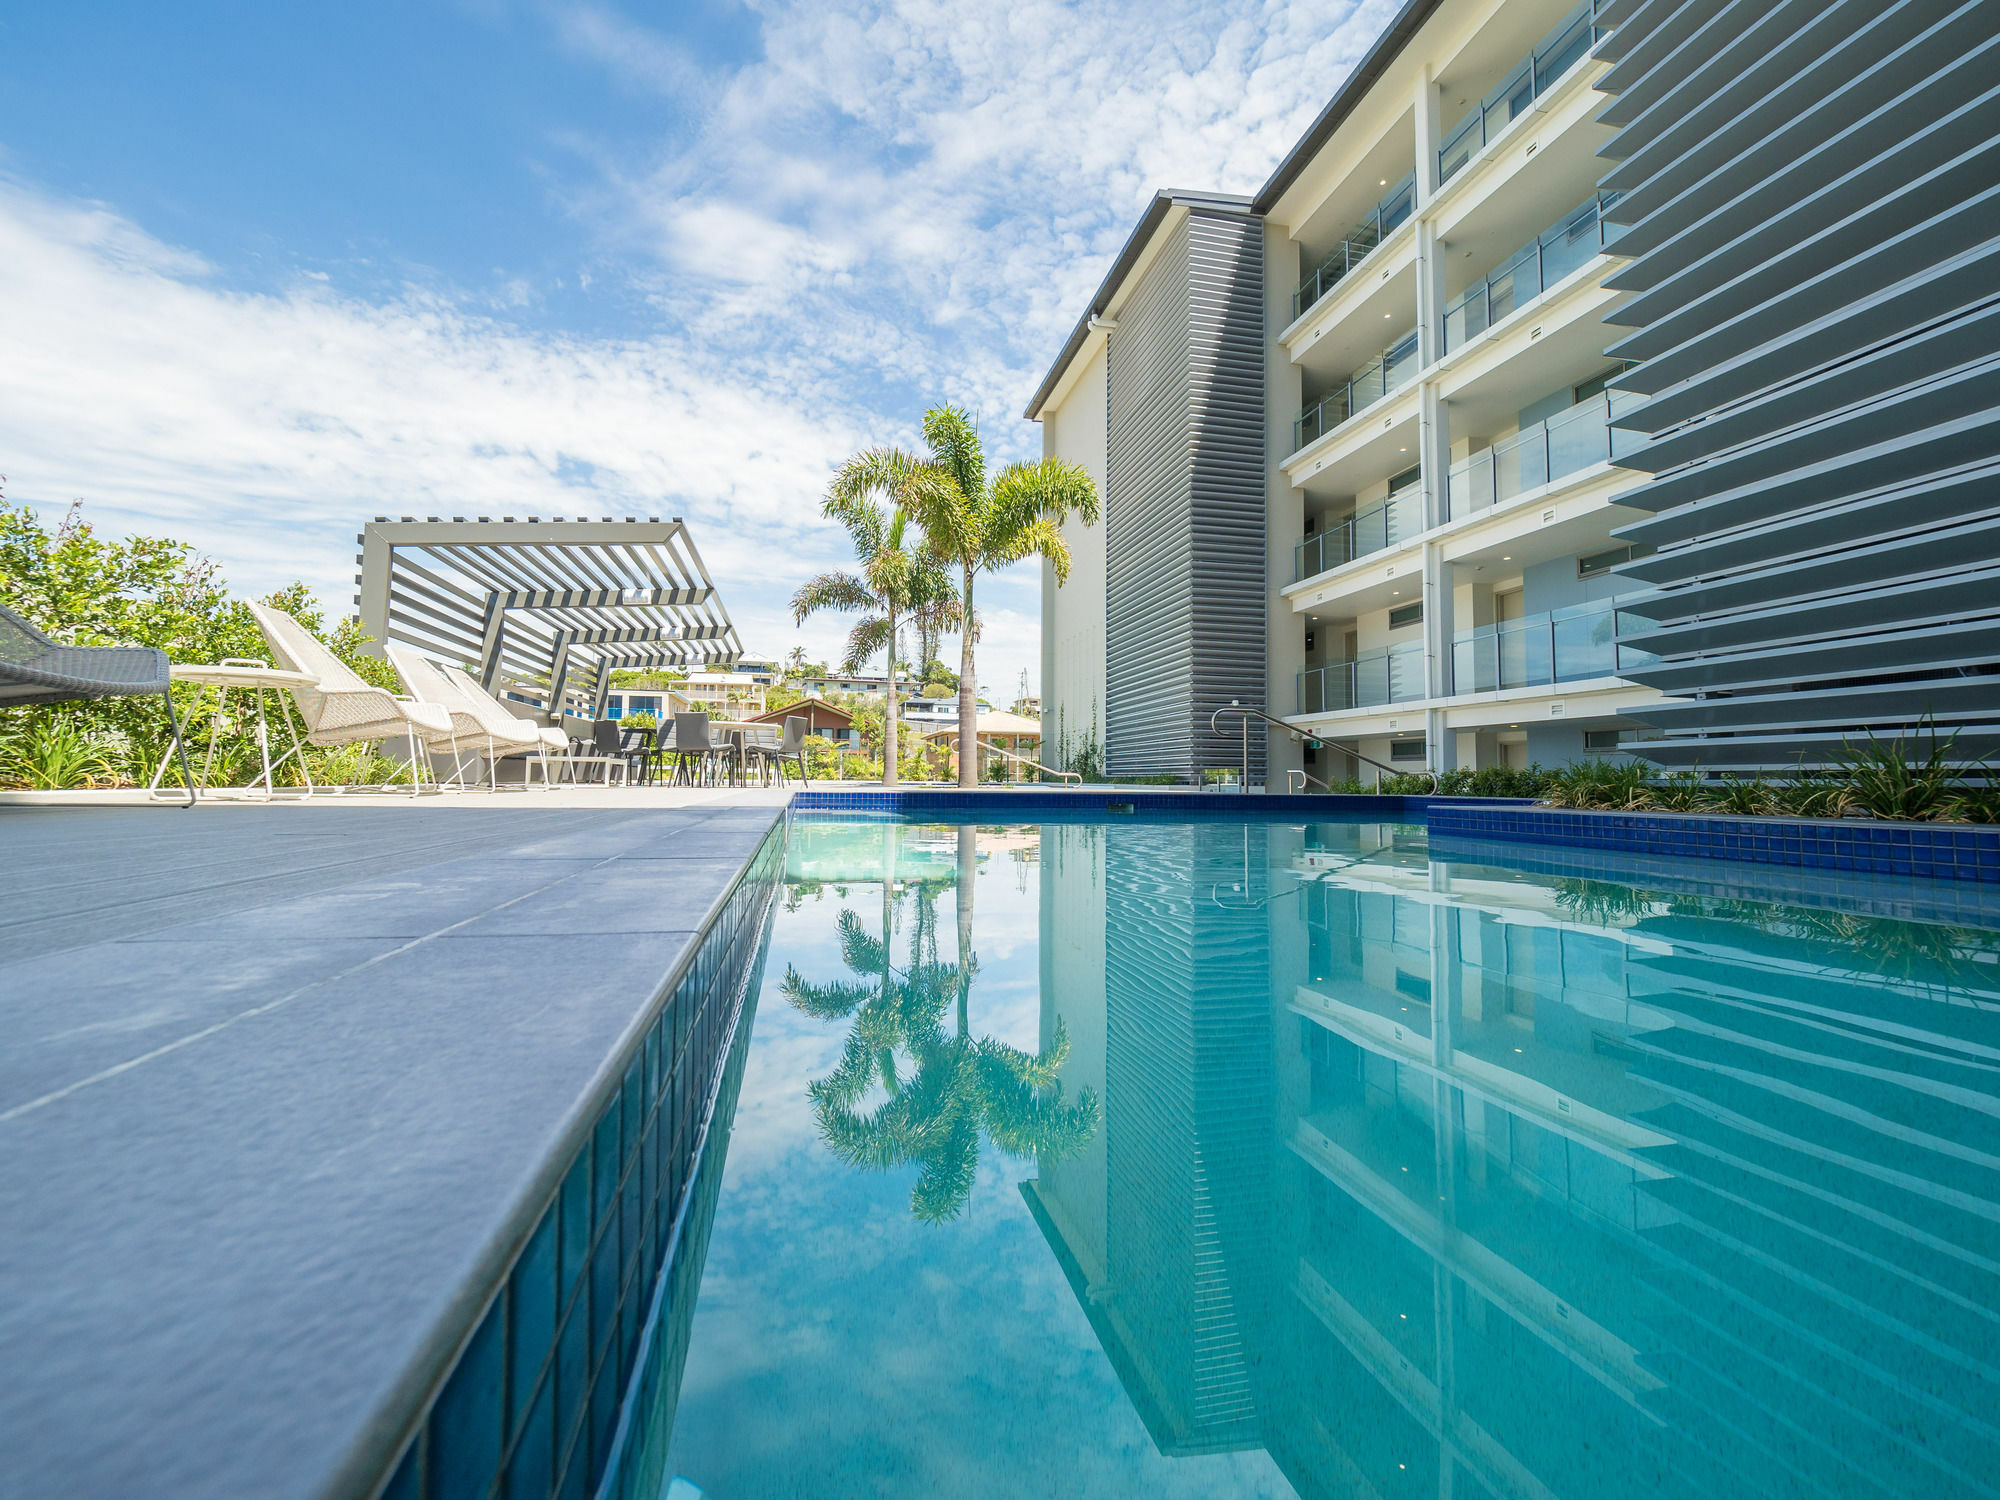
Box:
[1294,330,1420,451]
[1441,194,1624,354]
[1295,486,1422,580]
[1298,642,1426,715]
[1446,388,1640,519]
[1451,600,1656,694]
[1437,0,1604,186]
[1293,173,1418,321]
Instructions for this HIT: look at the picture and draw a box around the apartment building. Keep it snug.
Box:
[1033,0,2000,783]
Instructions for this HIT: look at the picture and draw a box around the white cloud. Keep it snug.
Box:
[0,176,877,674]
[0,0,1393,700]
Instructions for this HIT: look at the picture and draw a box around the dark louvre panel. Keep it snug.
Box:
[1106,209,1267,782]
[1599,0,2000,768]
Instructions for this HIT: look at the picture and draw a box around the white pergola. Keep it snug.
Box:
[355,515,743,719]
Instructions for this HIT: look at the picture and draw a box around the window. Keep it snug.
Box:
[1388,601,1424,630]
[1585,727,1663,752]
[1389,738,1426,762]
[1389,464,1421,494]
[1578,543,1640,579]
[1572,365,1627,404]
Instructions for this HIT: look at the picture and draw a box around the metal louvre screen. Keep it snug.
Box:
[1107,219,1196,780]
[1598,0,2000,767]
[1105,210,1267,783]
[1186,212,1268,782]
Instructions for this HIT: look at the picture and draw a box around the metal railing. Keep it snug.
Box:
[1437,0,1603,186]
[1211,701,1438,793]
[1450,600,1656,694]
[1294,329,1421,450]
[1446,388,1641,519]
[1292,172,1418,320]
[1297,641,1427,715]
[1295,485,1423,580]
[1441,193,1624,354]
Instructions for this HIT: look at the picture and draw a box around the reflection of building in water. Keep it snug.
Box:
[1027,820,1275,1456]
[1032,816,2000,1499]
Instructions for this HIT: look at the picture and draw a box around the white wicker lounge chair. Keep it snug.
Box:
[247,602,456,794]
[388,646,553,790]
[438,666,572,778]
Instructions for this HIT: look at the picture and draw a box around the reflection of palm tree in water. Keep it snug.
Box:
[781,827,1100,1223]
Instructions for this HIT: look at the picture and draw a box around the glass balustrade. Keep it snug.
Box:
[1293,172,1418,320]
[1293,330,1420,450]
[1437,0,1603,185]
[1295,487,1423,580]
[1441,194,1624,354]
[1450,600,1656,694]
[1297,642,1427,715]
[1447,388,1640,518]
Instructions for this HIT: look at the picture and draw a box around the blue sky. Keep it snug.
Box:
[0,0,1387,695]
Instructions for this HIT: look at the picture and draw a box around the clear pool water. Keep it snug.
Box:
[663,815,2000,1499]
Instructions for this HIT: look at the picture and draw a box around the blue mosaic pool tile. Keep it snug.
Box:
[1424,804,2000,885]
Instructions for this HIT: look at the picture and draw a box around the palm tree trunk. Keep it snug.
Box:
[957,564,977,787]
[956,823,975,1035]
[884,602,899,786]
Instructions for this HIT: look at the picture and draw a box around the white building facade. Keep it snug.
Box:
[1034,0,1657,785]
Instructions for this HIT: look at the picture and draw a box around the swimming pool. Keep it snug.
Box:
[659,812,2000,1498]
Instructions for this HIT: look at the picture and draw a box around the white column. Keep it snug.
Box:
[1413,63,1441,209]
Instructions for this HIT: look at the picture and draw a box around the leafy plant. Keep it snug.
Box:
[1648,769,1708,811]
[1771,762,1851,819]
[0,712,116,789]
[1,495,399,789]
[1835,722,1973,821]
[1544,757,1652,810]
[1710,772,1776,817]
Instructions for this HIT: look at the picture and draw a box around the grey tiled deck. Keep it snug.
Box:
[0,800,783,1498]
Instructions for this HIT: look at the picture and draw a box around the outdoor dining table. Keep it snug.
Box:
[709,721,781,787]
[147,659,321,802]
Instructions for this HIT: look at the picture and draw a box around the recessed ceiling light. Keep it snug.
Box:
[1502,555,1512,560]
[1399,447,1408,452]
[1392,590,1401,596]
[1380,178,1388,185]
[1384,311,1393,318]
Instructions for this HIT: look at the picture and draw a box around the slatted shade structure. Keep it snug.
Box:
[354,516,743,718]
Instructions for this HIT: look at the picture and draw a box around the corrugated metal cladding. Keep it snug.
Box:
[1599,0,2000,768]
[1106,209,1267,782]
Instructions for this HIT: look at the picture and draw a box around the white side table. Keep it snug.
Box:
[148,660,321,802]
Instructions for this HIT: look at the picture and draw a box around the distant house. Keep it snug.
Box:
[679,672,766,715]
[1011,696,1042,719]
[748,697,859,746]
[735,659,781,686]
[899,696,958,730]
[793,674,889,699]
[603,688,688,721]
[924,710,1044,781]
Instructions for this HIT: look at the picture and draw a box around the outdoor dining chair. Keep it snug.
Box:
[752,715,810,786]
[0,600,198,805]
[565,719,632,785]
[671,712,716,786]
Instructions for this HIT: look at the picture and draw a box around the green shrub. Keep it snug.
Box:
[1835,722,1971,821]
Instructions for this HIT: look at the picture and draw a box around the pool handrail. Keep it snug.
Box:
[1211,700,1440,794]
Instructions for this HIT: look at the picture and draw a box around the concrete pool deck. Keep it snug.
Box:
[0,797,786,1497]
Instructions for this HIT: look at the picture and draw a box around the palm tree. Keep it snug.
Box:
[840,406,1098,786]
[792,483,955,785]
[781,873,1099,1223]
